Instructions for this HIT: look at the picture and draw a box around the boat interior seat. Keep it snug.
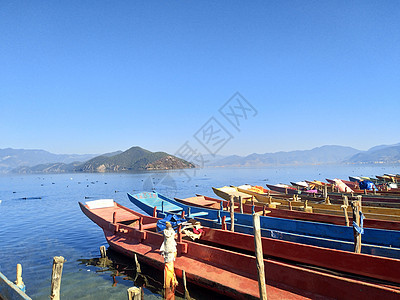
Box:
[188,212,208,218]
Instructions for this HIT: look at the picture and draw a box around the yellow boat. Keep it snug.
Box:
[211,186,254,203]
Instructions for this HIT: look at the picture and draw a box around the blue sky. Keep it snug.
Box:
[1,1,399,156]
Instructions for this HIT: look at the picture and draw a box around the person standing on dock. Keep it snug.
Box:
[160,221,178,299]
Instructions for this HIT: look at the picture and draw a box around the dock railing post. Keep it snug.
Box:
[230,195,235,232]
[50,256,65,300]
[253,213,267,300]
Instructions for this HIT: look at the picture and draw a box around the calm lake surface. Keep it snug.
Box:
[0,165,398,299]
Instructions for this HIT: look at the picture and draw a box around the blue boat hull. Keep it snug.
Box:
[127,192,400,259]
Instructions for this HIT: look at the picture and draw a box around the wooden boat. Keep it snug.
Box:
[211,186,254,202]
[80,199,400,299]
[233,185,400,222]
[264,182,400,208]
[325,191,400,205]
[0,272,31,300]
[326,178,359,190]
[266,183,301,195]
[290,181,308,189]
[377,175,398,182]
[266,183,321,196]
[176,195,400,231]
[127,192,400,258]
[349,176,363,182]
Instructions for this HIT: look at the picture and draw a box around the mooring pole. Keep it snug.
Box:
[230,195,235,232]
[351,198,362,253]
[182,270,191,299]
[100,245,107,258]
[127,287,141,300]
[50,256,65,300]
[239,196,243,214]
[15,264,25,292]
[253,214,267,299]
[342,196,349,226]
[134,254,141,273]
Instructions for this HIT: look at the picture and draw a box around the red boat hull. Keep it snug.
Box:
[79,201,400,299]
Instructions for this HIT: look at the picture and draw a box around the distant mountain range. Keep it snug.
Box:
[7,147,195,174]
[0,148,98,173]
[346,143,400,164]
[1,142,399,173]
[210,143,400,167]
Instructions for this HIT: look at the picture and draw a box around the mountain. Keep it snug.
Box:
[74,146,195,172]
[347,144,400,164]
[210,145,362,167]
[366,143,400,153]
[0,148,97,173]
[13,162,80,174]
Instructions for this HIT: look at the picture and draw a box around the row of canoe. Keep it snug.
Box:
[212,185,400,222]
[127,192,400,258]
[80,194,400,299]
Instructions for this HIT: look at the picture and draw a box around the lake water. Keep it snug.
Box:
[0,164,398,299]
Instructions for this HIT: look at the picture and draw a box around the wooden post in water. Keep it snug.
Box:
[351,199,362,253]
[127,287,141,300]
[134,254,141,273]
[239,196,243,214]
[182,270,191,299]
[50,256,65,300]
[100,245,107,258]
[253,214,267,300]
[15,263,25,292]
[229,195,235,232]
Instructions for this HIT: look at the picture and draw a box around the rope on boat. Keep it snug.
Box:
[352,211,365,234]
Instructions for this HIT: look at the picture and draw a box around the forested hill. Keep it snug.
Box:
[75,146,194,172]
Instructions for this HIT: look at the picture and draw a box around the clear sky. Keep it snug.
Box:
[1,1,399,156]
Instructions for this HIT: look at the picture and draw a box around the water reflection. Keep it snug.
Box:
[77,248,163,297]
